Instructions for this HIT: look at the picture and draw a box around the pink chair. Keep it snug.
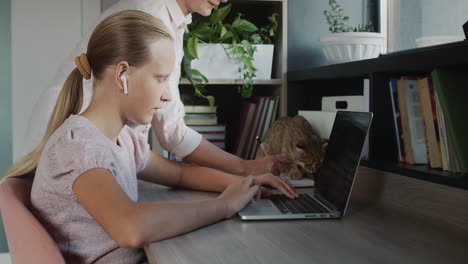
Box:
[0,176,65,264]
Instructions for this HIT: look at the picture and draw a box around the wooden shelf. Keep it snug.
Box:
[360,160,468,190]
[179,78,283,85]
[287,40,468,191]
[288,40,468,81]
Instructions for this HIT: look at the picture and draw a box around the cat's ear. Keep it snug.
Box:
[321,139,329,153]
[260,143,270,156]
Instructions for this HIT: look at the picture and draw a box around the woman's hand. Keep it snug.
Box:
[217,176,260,218]
[255,173,299,199]
[243,154,291,176]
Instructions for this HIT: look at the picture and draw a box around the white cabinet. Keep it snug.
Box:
[11,0,101,161]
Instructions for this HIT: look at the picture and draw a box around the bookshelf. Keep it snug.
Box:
[179,0,288,154]
[287,40,468,190]
[179,78,283,85]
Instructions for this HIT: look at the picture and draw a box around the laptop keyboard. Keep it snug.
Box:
[270,194,329,214]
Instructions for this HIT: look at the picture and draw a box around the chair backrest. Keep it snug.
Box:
[0,177,65,264]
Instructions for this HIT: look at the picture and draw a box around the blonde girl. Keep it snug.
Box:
[2,10,297,263]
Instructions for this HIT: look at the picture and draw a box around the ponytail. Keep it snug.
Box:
[1,68,84,183]
[1,10,172,183]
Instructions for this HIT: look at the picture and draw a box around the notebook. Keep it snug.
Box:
[238,111,373,220]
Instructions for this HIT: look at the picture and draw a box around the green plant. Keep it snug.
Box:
[324,0,373,33]
[183,4,278,105]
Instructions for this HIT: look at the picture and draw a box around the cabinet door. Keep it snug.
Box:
[12,0,101,161]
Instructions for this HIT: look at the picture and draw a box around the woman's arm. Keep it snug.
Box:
[138,150,298,198]
[73,169,259,248]
[184,138,289,176]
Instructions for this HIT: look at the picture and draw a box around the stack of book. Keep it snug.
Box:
[184,105,226,150]
[389,68,468,174]
[233,96,280,159]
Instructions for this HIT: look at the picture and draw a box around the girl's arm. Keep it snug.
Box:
[137,151,241,192]
[138,151,298,198]
[73,169,259,248]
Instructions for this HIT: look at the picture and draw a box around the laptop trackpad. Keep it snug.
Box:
[240,199,281,215]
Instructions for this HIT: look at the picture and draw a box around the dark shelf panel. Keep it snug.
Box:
[288,40,468,81]
[360,160,468,190]
[288,40,468,190]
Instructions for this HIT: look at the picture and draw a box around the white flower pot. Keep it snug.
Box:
[319,32,385,64]
[190,43,274,79]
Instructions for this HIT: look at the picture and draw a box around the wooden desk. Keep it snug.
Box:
[139,168,468,264]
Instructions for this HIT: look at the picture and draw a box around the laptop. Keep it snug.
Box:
[238,111,373,220]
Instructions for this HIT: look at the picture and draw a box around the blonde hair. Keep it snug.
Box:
[1,10,172,183]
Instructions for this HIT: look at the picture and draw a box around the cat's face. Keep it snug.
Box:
[292,137,324,175]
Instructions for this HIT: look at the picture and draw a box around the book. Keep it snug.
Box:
[244,97,268,159]
[389,79,406,163]
[235,102,257,157]
[434,91,450,171]
[427,77,443,169]
[252,96,279,159]
[431,68,468,174]
[261,97,277,140]
[437,89,460,173]
[189,124,226,133]
[250,96,275,159]
[397,78,427,164]
[248,96,270,159]
[184,105,217,113]
[184,113,218,125]
[232,102,250,155]
[200,132,226,141]
[269,95,280,128]
[418,76,442,168]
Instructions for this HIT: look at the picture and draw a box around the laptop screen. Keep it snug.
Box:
[315,111,372,214]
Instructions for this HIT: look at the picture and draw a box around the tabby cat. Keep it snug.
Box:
[255,115,326,179]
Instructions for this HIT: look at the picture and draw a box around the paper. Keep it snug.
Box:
[280,172,314,188]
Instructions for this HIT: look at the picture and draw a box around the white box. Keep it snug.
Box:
[298,111,336,140]
[191,44,274,80]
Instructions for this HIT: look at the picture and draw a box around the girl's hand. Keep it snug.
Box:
[256,173,299,199]
[217,176,260,218]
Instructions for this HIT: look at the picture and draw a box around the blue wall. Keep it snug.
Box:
[398,0,468,51]
[0,0,12,253]
[288,0,369,71]
[288,0,468,70]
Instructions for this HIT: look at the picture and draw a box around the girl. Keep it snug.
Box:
[23,0,286,180]
[2,10,297,263]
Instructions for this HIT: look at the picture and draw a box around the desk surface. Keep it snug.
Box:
[139,182,468,264]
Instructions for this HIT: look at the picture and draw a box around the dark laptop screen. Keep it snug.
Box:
[315,111,372,213]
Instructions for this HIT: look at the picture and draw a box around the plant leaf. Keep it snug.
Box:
[220,26,227,40]
[233,19,258,33]
[191,23,211,40]
[186,37,199,60]
[210,4,231,24]
[206,96,216,108]
[241,56,254,72]
[187,69,209,83]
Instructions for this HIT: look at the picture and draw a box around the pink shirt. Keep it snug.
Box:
[31,115,150,263]
[22,0,202,160]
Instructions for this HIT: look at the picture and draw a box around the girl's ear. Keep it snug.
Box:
[114,61,130,93]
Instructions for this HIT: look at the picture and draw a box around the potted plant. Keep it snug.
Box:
[183,4,278,105]
[320,0,385,64]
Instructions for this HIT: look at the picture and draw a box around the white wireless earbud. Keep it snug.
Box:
[120,74,128,95]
